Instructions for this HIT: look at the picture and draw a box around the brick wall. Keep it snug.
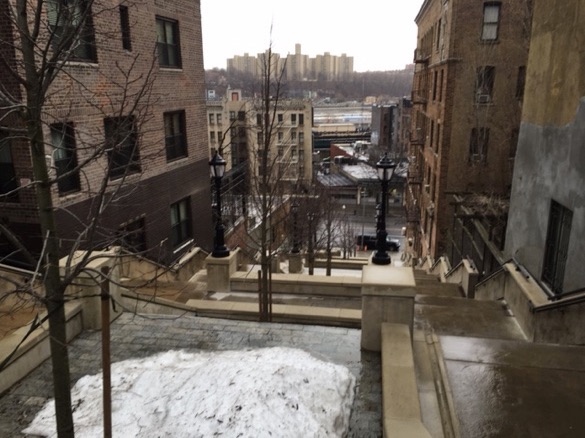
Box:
[1,0,213,265]
[409,0,530,258]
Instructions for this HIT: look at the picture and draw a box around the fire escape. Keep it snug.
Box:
[405,47,430,257]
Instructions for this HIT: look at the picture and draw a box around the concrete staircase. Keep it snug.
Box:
[408,267,527,437]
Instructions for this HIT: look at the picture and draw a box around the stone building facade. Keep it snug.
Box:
[405,0,531,261]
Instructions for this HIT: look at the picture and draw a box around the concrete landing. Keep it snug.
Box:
[415,295,526,341]
[440,335,585,438]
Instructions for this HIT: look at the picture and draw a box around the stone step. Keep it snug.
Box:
[416,283,463,298]
[415,295,526,341]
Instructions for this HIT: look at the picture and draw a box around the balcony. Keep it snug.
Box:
[413,48,430,64]
[411,90,428,107]
[407,169,423,185]
[406,204,421,223]
[409,128,426,146]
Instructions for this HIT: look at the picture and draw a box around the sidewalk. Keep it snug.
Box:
[0,313,382,437]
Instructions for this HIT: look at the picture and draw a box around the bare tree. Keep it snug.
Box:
[0,1,185,436]
[214,45,312,319]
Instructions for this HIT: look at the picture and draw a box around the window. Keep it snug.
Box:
[277,113,283,123]
[229,111,236,121]
[238,111,245,121]
[164,111,187,161]
[277,131,284,143]
[217,131,222,143]
[156,17,180,68]
[291,114,297,125]
[469,128,489,163]
[231,143,239,166]
[481,3,501,41]
[291,131,297,143]
[209,113,215,125]
[429,120,434,148]
[50,123,81,194]
[119,5,131,51]
[170,198,191,247]
[104,116,140,179]
[299,132,304,144]
[216,114,222,124]
[436,18,442,51]
[542,200,572,294]
[298,114,304,125]
[256,114,262,126]
[516,66,526,100]
[210,131,215,143]
[47,0,97,62]
[0,133,18,201]
[291,148,297,160]
[438,69,444,101]
[118,218,146,253]
[476,66,495,103]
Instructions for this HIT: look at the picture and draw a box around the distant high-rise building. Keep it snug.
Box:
[227,44,353,80]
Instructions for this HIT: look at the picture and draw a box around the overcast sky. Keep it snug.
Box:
[201,0,424,72]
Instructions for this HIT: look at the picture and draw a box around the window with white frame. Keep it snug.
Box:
[481,2,501,41]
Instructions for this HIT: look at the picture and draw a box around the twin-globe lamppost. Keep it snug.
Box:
[209,151,229,258]
[372,154,396,266]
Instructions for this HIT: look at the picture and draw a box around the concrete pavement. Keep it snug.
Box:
[0,313,382,437]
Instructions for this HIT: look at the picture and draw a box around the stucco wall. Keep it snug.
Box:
[505,0,585,293]
[521,0,585,126]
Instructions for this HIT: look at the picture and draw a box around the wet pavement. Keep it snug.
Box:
[0,313,382,437]
[441,335,585,438]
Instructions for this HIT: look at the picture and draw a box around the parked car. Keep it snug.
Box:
[355,234,401,252]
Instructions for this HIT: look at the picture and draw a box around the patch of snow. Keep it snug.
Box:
[24,347,356,438]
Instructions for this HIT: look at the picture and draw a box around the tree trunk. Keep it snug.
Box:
[29,107,75,437]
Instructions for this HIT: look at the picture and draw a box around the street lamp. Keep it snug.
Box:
[291,200,300,254]
[209,151,229,258]
[307,212,315,275]
[372,153,396,265]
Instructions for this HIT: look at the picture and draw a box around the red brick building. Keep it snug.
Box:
[0,0,212,267]
[405,0,531,261]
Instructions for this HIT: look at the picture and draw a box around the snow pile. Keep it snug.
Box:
[24,347,356,438]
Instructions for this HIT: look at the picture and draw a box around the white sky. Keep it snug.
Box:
[23,348,356,437]
[201,0,424,72]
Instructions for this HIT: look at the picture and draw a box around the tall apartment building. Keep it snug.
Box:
[371,98,412,160]
[0,0,212,267]
[206,90,313,231]
[227,44,353,81]
[405,0,531,260]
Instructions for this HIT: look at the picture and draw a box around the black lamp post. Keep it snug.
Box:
[307,212,315,275]
[372,154,396,265]
[209,151,229,258]
[291,200,300,254]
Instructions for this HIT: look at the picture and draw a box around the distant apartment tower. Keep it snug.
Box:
[405,0,531,260]
[0,0,213,267]
[227,44,353,80]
